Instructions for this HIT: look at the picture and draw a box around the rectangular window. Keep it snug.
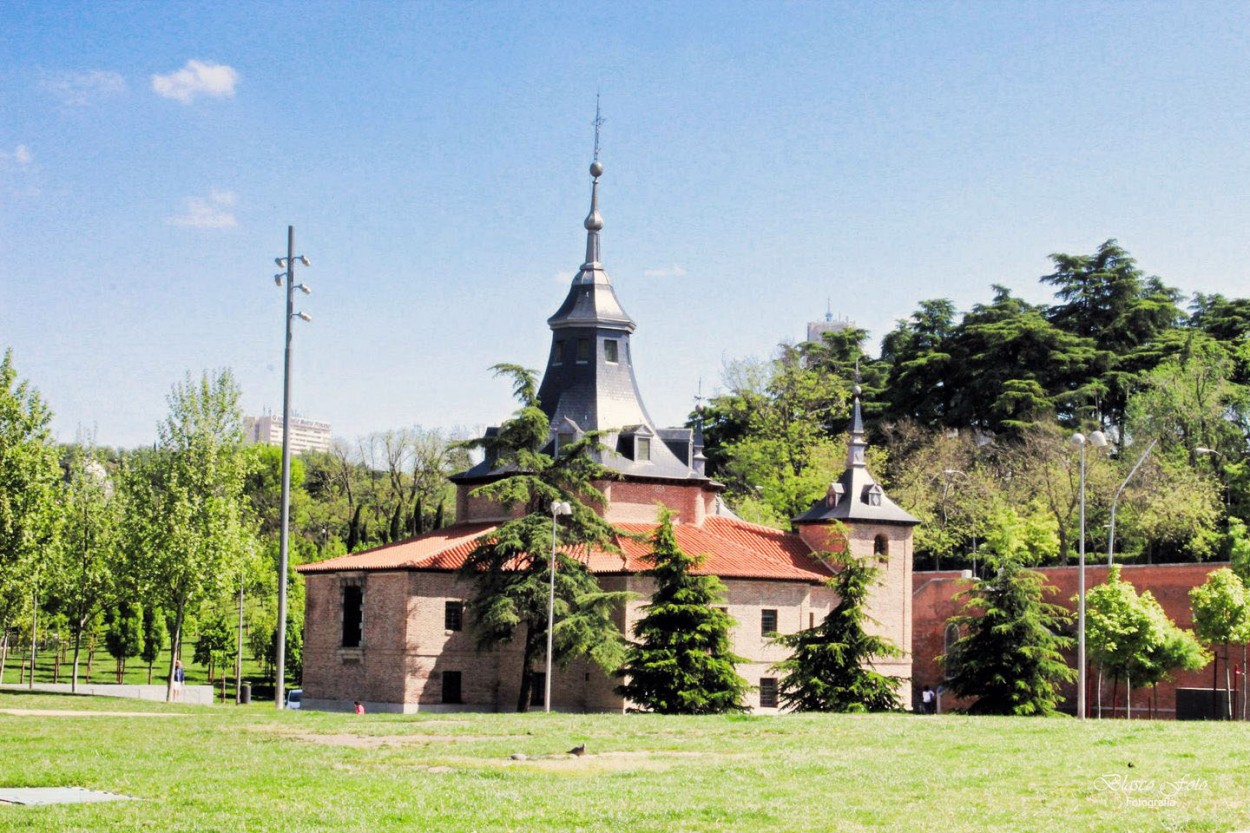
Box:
[552,340,564,365]
[636,437,651,462]
[759,677,779,708]
[556,430,575,456]
[444,600,463,632]
[604,339,619,363]
[761,609,778,636]
[530,672,546,707]
[442,671,462,704]
[342,585,363,648]
[576,339,591,363]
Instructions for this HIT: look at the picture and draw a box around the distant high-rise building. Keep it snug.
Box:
[806,311,855,344]
[244,413,332,454]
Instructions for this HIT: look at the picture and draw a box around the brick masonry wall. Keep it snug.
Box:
[912,562,1230,717]
[797,521,915,709]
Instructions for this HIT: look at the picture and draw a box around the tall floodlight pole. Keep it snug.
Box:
[273,225,312,709]
[545,500,572,712]
[1072,430,1106,720]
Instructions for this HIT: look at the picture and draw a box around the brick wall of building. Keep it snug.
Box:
[912,562,1230,717]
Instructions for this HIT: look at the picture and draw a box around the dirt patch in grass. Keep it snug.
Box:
[274,731,525,748]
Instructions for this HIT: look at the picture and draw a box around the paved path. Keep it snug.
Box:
[0,708,192,717]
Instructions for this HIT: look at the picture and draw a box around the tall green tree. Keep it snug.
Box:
[1042,240,1184,432]
[0,350,61,676]
[942,557,1076,715]
[54,445,122,692]
[616,509,747,713]
[772,551,902,712]
[123,370,258,702]
[139,604,166,684]
[1189,568,1250,719]
[459,364,630,712]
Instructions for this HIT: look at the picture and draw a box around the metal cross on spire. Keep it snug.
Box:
[592,94,605,162]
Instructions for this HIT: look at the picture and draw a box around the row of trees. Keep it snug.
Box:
[702,240,1249,569]
[0,350,471,699]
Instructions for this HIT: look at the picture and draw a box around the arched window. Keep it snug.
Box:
[873,534,889,561]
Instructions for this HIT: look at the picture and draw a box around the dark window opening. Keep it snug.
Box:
[552,340,564,365]
[604,339,619,363]
[444,600,463,632]
[576,339,590,363]
[556,430,575,456]
[442,671,462,704]
[530,672,546,707]
[342,585,363,648]
[759,677,779,708]
[636,437,651,462]
[874,534,889,560]
[761,609,778,636]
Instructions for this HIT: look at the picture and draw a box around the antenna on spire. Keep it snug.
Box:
[592,93,605,162]
[826,297,833,323]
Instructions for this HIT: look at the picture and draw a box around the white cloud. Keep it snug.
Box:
[12,145,32,166]
[41,70,126,106]
[168,190,238,228]
[151,60,239,104]
[643,264,687,279]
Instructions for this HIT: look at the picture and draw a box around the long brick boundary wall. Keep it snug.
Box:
[913,562,1234,718]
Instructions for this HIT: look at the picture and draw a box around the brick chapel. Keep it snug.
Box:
[297,153,920,713]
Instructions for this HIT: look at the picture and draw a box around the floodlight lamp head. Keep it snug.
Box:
[299,255,311,267]
[275,257,287,268]
[296,311,312,322]
[274,275,283,287]
[298,283,311,295]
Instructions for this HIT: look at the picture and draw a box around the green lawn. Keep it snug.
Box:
[0,691,1246,832]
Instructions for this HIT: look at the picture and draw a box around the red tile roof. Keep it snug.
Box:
[297,516,832,583]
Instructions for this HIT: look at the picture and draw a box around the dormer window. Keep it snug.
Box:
[636,436,651,462]
[556,430,575,456]
[864,484,883,507]
[604,339,619,363]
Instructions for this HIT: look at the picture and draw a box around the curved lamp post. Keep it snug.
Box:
[545,500,572,712]
[1072,430,1107,720]
[1107,438,1158,566]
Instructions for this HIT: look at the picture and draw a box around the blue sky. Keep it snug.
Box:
[2,2,1249,449]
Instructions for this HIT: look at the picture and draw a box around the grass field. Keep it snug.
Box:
[1,690,1246,832]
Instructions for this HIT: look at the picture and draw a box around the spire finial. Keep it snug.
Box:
[592,93,605,163]
[583,100,605,262]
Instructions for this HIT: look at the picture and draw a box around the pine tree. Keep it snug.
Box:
[616,509,747,713]
[772,551,902,712]
[460,365,630,712]
[942,556,1076,715]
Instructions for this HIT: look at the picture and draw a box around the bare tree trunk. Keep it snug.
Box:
[516,625,538,713]
[0,628,8,683]
[166,600,186,703]
[71,621,85,693]
[1126,671,1131,720]
[1096,668,1103,719]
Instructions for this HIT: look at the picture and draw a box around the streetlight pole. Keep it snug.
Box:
[545,500,572,712]
[1107,438,1157,567]
[1073,430,1107,720]
[273,225,312,709]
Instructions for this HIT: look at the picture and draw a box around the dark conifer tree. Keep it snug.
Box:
[942,556,1076,715]
[616,509,747,714]
[772,551,902,712]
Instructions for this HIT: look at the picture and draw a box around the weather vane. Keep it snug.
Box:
[592,93,605,162]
